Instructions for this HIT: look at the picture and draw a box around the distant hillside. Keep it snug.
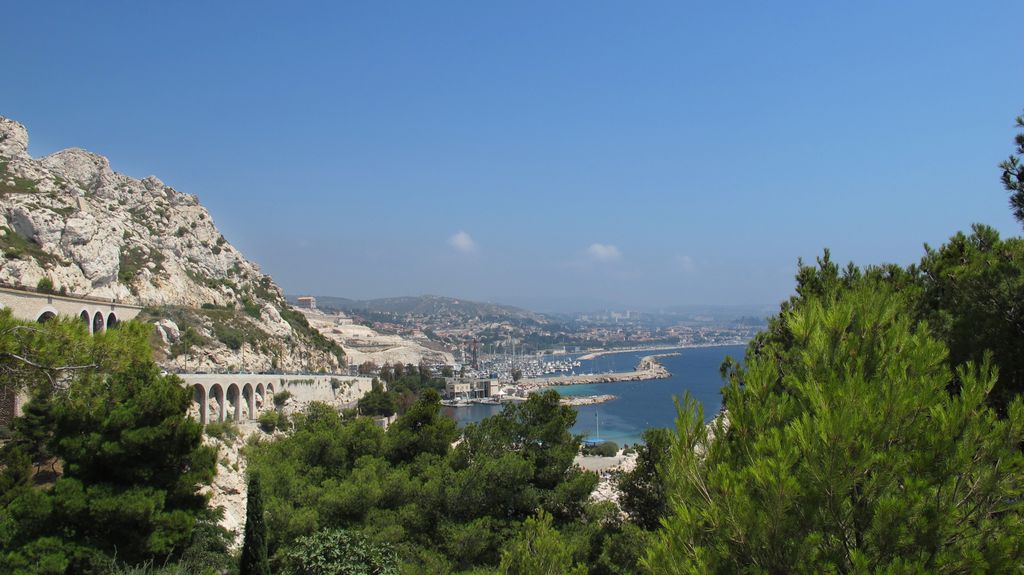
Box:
[293,294,547,323]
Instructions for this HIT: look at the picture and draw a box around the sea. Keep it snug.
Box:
[443,344,747,446]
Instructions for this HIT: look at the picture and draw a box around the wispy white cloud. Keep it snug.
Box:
[675,254,696,273]
[448,231,478,254]
[587,243,621,262]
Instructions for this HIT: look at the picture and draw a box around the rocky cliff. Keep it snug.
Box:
[0,116,343,372]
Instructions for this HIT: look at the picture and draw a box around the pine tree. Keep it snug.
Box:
[10,389,55,473]
[1000,111,1024,225]
[617,427,671,530]
[646,286,1024,573]
[240,473,271,575]
[1,320,218,571]
[498,510,586,575]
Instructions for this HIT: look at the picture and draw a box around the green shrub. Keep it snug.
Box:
[36,277,54,294]
[170,326,209,358]
[241,298,261,318]
[273,390,292,408]
[357,385,396,417]
[258,411,288,433]
[118,246,164,289]
[582,441,619,457]
[279,306,346,366]
[281,528,399,575]
[0,226,59,266]
[212,323,244,351]
[0,161,40,194]
[258,411,277,433]
[205,420,239,442]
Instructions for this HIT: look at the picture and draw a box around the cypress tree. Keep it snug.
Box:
[240,473,270,575]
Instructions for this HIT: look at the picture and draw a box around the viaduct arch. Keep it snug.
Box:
[185,378,275,424]
[0,286,141,334]
[178,374,370,425]
[0,286,143,423]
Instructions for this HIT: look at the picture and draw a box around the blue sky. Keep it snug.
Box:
[3,2,1022,311]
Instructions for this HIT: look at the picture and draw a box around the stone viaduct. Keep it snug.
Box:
[0,285,142,332]
[0,285,144,423]
[0,284,372,427]
[177,374,373,425]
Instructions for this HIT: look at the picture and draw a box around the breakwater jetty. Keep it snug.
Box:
[520,353,676,389]
[560,394,616,406]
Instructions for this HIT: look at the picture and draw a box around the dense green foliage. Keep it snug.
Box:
[756,228,1024,416]
[647,286,1024,573]
[205,420,241,442]
[616,428,671,531]
[497,511,586,575]
[580,441,618,457]
[245,391,625,573]
[918,225,1024,412]
[379,364,446,394]
[0,314,219,574]
[10,388,56,474]
[357,379,397,417]
[0,310,145,400]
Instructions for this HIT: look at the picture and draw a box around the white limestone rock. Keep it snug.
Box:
[61,215,97,246]
[0,115,344,373]
[39,148,113,192]
[0,118,29,159]
[202,432,249,549]
[155,319,181,344]
[260,303,293,338]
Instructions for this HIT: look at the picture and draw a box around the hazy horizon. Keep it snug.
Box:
[292,292,778,316]
[4,2,1022,311]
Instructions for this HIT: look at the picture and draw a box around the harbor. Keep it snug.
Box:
[446,345,745,444]
[442,352,676,409]
[517,353,676,390]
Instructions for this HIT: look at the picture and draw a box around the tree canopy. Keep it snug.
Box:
[245,390,606,573]
[0,315,218,573]
[646,286,1024,573]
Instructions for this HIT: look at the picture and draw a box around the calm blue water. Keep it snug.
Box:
[445,345,746,445]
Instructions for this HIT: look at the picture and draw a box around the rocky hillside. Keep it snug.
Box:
[0,116,343,372]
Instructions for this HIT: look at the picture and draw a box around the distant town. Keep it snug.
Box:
[287,294,765,386]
